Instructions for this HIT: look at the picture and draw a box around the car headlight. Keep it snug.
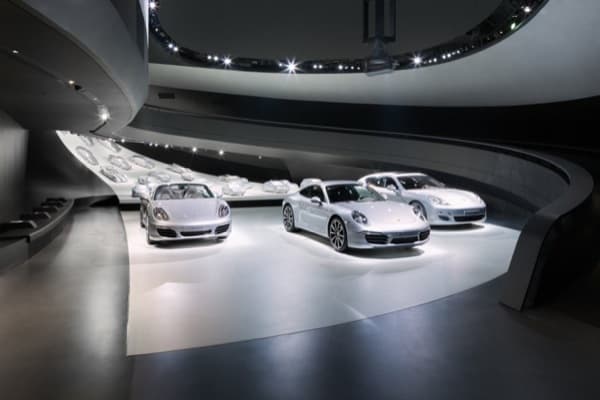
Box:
[218,204,230,217]
[428,195,450,206]
[153,207,169,221]
[352,210,368,225]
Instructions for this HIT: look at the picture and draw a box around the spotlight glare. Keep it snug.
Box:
[68,80,75,85]
[121,138,125,143]
[149,1,157,10]
[285,59,298,74]
[338,64,343,70]
[223,57,232,66]
[192,147,198,153]
[208,55,213,60]
[11,49,19,55]
[214,56,219,62]
[99,110,110,122]
[218,149,225,156]
[168,43,173,49]
[524,6,532,13]
[173,46,179,52]
[412,56,422,66]
[164,144,169,149]
[511,22,517,30]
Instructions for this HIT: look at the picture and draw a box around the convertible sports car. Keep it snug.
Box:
[76,146,98,166]
[359,172,487,225]
[100,165,128,183]
[141,182,232,245]
[108,155,132,170]
[282,180,430,252]
[129,155,155,169]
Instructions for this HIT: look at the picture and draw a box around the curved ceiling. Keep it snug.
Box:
[149,0,600,107]
[155,0,502,60]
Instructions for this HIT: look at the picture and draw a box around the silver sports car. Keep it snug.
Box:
[141,182,232,245]
[359,172,487,225]
[282,180,430,252]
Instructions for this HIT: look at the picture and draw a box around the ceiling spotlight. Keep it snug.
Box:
[218,149,225,156]
[173,46,179,52]
[121,138,125,143]
[149,1,157,10]
[214,56,219,62]
[511,22,517,30]
[285,59,298,74]
[319,64,323,69]
[208,55,213,60]
[192,147,197,153]
[168,43,173,49]
[278,62,283,68]
[164,144,169,149]
[258,155,262,160]
[11,49,19,55]
[223,57,232,66]
[313,64,317,69]
[338,64,343,70]
[351,66,355,70]
[412,56,422,66]
[524,6,532,13]
[99,109,110,121]
[68,80,75,85]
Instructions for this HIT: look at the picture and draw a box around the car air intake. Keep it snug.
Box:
[390,236,419,244]
[180,230,211,237]
[215,224,230,234]
[419,230,430,241]
[454,214,485,222]
[156,228,177,237]
[365,234,388,244]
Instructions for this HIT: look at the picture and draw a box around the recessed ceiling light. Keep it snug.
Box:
[524,6,532,13]
[99,110,110,121]
[218,149,225,156]
[164,144,169,149]
[149,1,157,10]
[173,46,179,52]
[412,56,422,66]
[68,80,75,85]
[223,57,232,66]
[338,64,343,70]
[192,147,197,153]
[11,49,19,55]
[511,22,517,30]
[285,59,298,74]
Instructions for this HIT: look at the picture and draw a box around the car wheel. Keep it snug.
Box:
[410,201,428,220]
[328,217,348,252]
[282,204,298,232]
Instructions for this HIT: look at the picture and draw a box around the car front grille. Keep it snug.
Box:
[419,230,430,241]
[156,228,177,238]
[215,224,230,234]
[180,230,211,237]
[390,235,419,244]
[454,214,485,222]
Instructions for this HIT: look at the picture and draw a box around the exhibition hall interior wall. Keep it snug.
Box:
[0,110,29,222]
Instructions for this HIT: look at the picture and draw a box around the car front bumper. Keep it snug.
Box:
[148,217,232,242]
[347,228,431,249]
[429,207,487,226]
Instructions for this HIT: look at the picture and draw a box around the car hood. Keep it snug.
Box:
[409,188,483,207]
[154,198,223,222]
[337,201,426,228]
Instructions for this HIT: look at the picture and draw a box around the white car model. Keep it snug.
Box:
[359,172,487,225]
[108,155,132,170]
[300,178,322,187]
[180,171,196,181]
[132,175,160,198]
[282,180,430,252]
[222,178,252,196]
[263,180,292,194]
[129,155,155,169]
[76,146,98,166]
[166,163,190,174]
[97,139,122,153]
[100,165,128,183]
[148,170,172,183]
[218,174,242,182]
[79,135,94,147]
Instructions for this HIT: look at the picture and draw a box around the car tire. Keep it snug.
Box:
[410,201,428,220]
[328,217,348,252]
[282,204,298,232]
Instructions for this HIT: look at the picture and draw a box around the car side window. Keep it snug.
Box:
[384,177,399,189]
[366,177,380,186]
[313,186,326,202]
[299,187,313,198]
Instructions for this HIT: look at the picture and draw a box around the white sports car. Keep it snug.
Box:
[141,182,232,245]
[76,146,98,166]
[108,155,132,170]
[129,155,155,169]
[100,165,128,183]
[359,172,486,225]
[282,180,430,252]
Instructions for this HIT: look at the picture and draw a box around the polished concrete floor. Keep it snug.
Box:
[2,205,600,400]
[123,207,519,355]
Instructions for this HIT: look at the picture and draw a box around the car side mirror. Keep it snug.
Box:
[310,196,322,206]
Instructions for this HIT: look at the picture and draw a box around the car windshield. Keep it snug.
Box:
[326,184,384,203]
[154,184,213,200]
[397,175,445,190]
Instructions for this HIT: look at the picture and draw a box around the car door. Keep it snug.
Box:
[296,186,313,230]
[380,176,404,201]
[303,185,329,236]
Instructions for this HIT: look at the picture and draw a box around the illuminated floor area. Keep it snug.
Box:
[123,207,520,355]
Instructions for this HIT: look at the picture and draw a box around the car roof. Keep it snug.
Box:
[362,171,426,178]
[320,180,360,186]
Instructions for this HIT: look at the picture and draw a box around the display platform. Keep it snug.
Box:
[56,132,298,204]
[124,207,520,355]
